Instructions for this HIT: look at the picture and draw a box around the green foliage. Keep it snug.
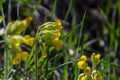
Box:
[0,0,120,79]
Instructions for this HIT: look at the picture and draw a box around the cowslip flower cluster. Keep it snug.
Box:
[77,53,102,80]
[37,20,63,58]
[5,17,34,65]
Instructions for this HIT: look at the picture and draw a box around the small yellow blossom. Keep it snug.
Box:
[77,61,86,69]
[84,66,91,75]
[80,55,87,62]
[12,39,20,46]
[24,35,34,47]
[9,35,24,47]
[95,54,101,60]
[20,77,24,80]
[52,39,63,51]
[54,20,62,30]
[81,76,87,80]
[53,30,61,39]
[21,51,29,61]
[12,51,29,65]
[12,58,19,65]
[91,53,101,66]
[42,51,47,58]
[0,16,3,23]
[94,73,102,80]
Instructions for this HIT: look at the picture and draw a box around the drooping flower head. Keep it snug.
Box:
[38,20,63,52]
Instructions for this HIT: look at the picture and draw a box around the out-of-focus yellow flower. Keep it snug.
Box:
[54,20,62,30]
[95,54,101,60]
[84,66,91,75]
[6,17,32,35]
[52,39,63,51]
[81,76,87,80]
[80,55,87,62]
[91,53,101,66]
[12,53,21,65]
[93,73,102,80]
[20,77,24,80]
[38,20,63,51]
[0,16,3,23]
[53,30,61,39]
[42,51,47,58]
[9,35,24,47]
[77,61,86,69]
[12,58,20,65]
[12,51,29,65]
[24,35,34,47]
[21,51,29,61]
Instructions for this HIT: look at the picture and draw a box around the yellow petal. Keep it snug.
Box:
[0,16,3,23]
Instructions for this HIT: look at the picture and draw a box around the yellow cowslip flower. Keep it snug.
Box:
[12,53,21,65]
[53,30,61,39]
[6,17,32,35]
[24,17,32,28]
[51,39,63,51]
[24,35,34,47]
[95,54,101,60]
[54,20,62,30]
[93,73,102,80]
[81,76,87,80]
[12,51,29,65]
[0,16,3,23]
[21,51,29,61]
[12,39,20,47]
[42,51,47,58]
[84,66,91,75]
[20,78,24,80]
[77,61,86,69]
[80,55,87,62]
[12,58,19,65]
[91,53,101,66]
[9,35,24,47]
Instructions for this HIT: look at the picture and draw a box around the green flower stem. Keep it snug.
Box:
[35,33,39,80]
[4,40,9,80]
[1,3,8,80]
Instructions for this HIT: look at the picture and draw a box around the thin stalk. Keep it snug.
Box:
[64,0,73,21]
[35,34,39,80]
[31,0,42,17]
[76,11,86,57]
[1,3,8,80]
[8,0,11,22]
[51,0,57,21]
[17,2,20,19]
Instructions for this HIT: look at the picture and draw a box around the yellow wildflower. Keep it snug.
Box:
[95,54,101,60]
[84,66,91,75]
[24,35,34,47]
[12,39,20,47]
[54,20,62,30]
[25,17,32,28]
[77,61,86,69]
[81,76,87,80]
[53,30,61,39]
[12,58,19,65]
[0,16,3,23]
[12,51,29,65]
[80,55,87,62]
[93,73,102,80]
[52,39,63,51]
[42,51,47,58]
[20,78,24,80]
[12,53,21,65]
[91,53,101,66]
[21,51,29,61]
[9,35,24,47]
